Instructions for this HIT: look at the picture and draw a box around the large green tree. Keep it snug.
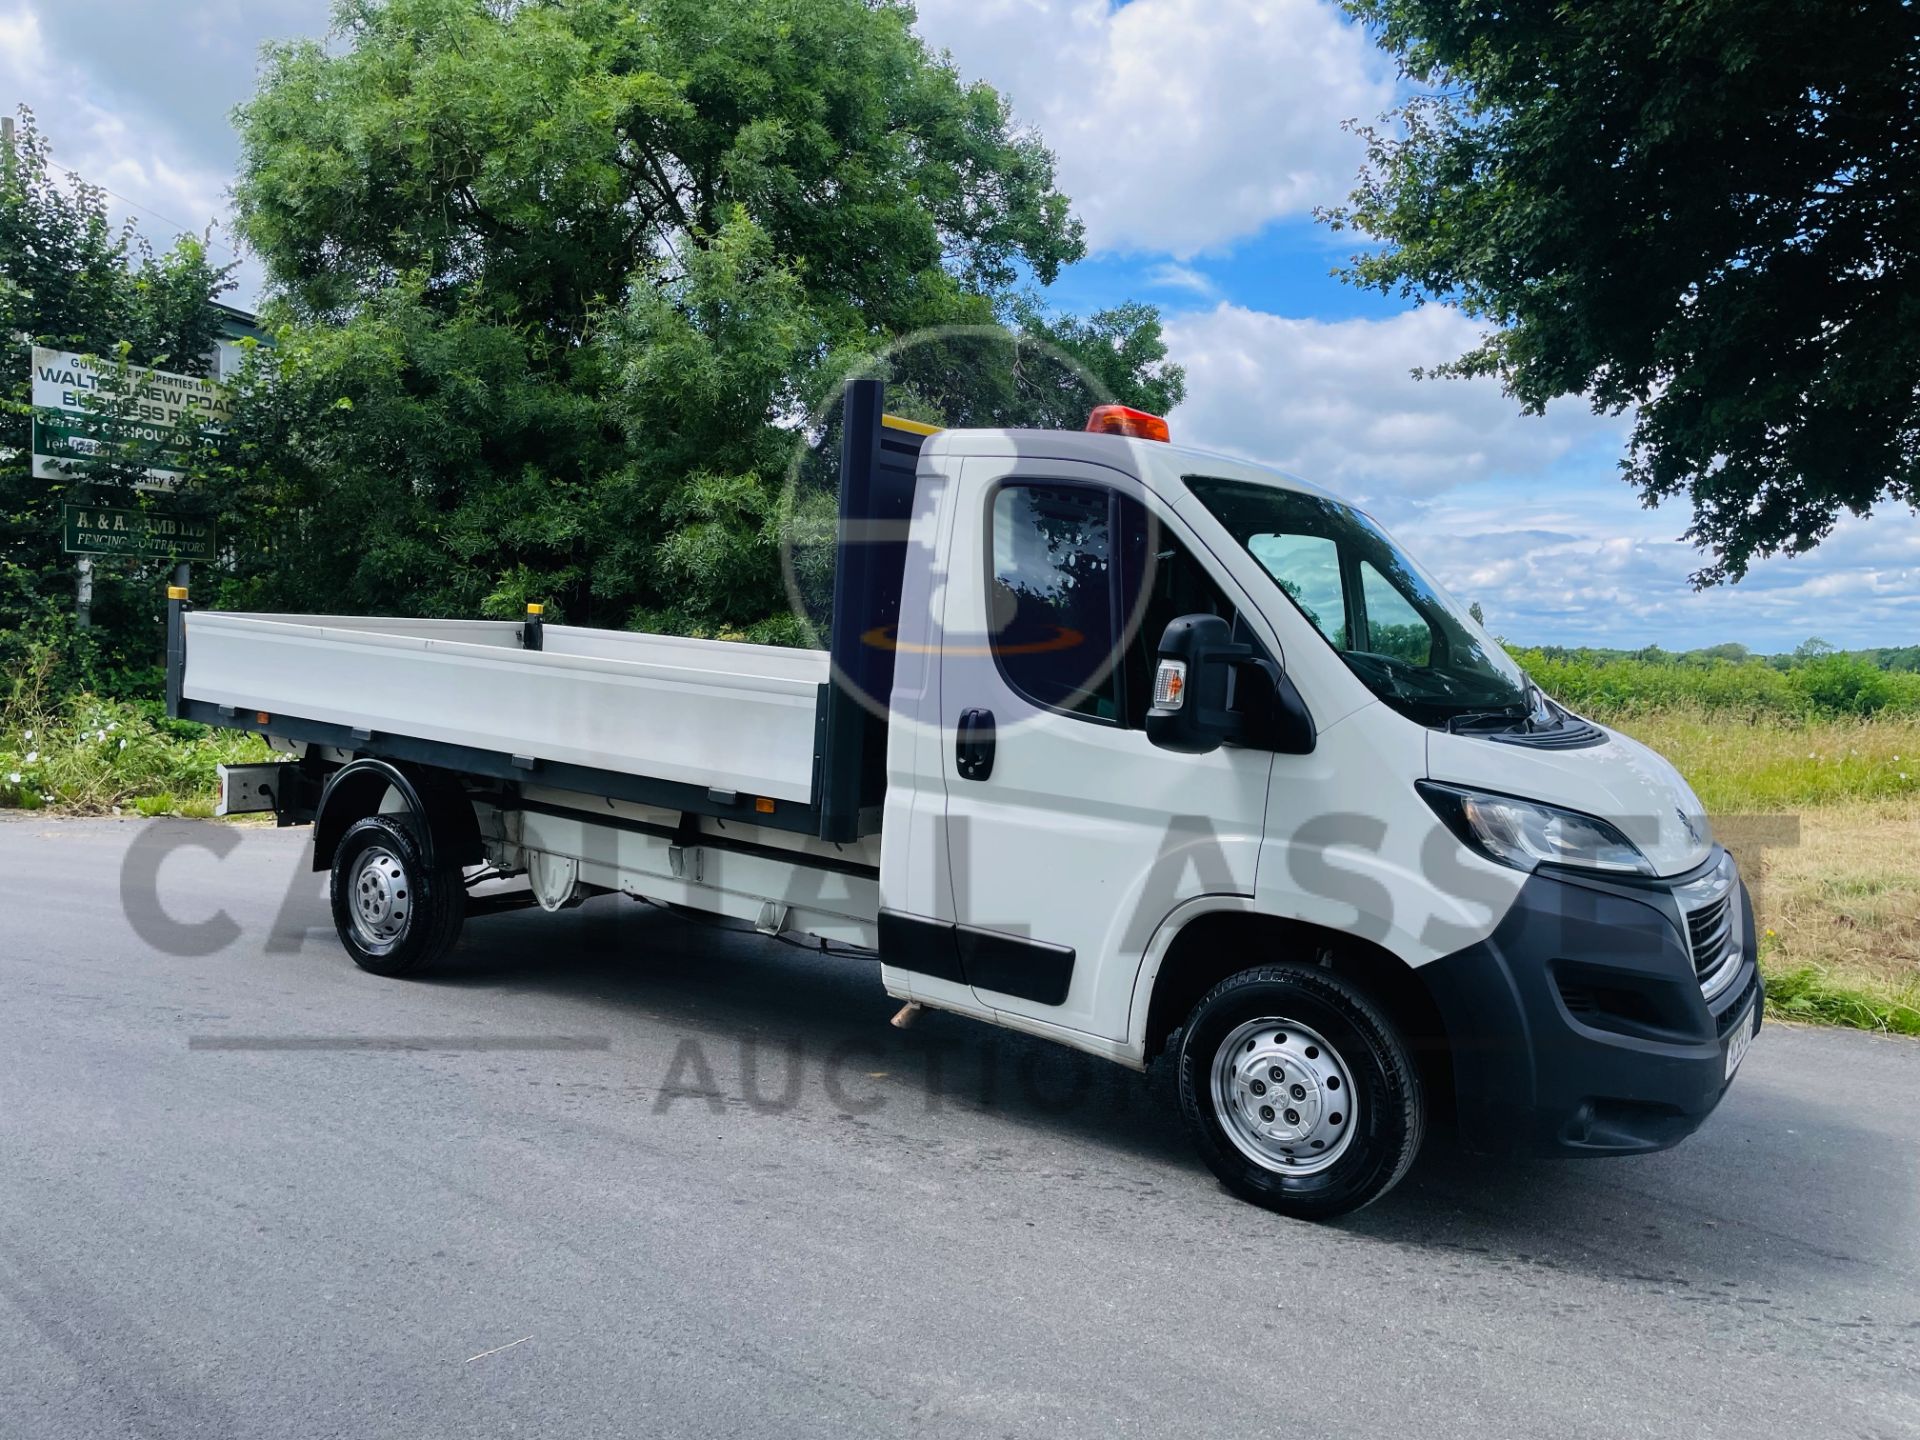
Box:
[224,0,1180,637]
[1,108,232,693]
[1322,0,1920,583]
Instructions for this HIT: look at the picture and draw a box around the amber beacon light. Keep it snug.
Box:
[1085,404,1170,442]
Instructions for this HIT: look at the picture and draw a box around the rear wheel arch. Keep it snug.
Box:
[311,758,483,875]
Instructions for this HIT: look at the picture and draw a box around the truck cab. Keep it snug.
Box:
[177,384,1761,1220]
[872,406,1760,1213]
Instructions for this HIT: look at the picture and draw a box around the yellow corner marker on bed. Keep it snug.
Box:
[880,413,941,437]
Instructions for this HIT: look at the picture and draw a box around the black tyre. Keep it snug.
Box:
[328,814,465,976]
[1176,964,1423,1220]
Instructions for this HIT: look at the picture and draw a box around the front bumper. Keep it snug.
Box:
[1420,848,1763,1157]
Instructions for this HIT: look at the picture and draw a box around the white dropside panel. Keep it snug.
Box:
[483,793,881,948]
[182,612,829,803]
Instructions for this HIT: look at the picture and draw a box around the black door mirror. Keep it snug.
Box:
[1145,614,1252,754]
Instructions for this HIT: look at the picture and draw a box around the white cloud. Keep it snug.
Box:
[913,0,1392,257]
[1164,302,1628,500]
[1143,262,1216,296]
[1417,494,1920,654]
[1160,301,1920,651]
[0,0,328,304]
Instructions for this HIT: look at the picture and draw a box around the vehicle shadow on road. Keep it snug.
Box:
[1331,1059,1897,1290]
[406,894,1891,1286]
[418,893,1198,1160]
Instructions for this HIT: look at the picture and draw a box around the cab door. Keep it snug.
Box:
[935,459,1274,1041]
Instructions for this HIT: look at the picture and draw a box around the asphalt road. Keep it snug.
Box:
[1,816,1915,1440]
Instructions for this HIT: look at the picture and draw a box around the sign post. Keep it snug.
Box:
[30,346,230,489]
[29,345,228,623]
[61,503,217,563]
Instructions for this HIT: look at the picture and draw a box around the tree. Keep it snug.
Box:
[1,107,232,693]
[1322,0,1920,583]
[1692,642,1751,665]
[223,0,1170,637]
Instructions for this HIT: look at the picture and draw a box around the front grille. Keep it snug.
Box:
[1679,859,1742,1001]
[1687,895,1733,976]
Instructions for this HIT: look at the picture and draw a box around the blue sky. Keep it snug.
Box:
[1039,220,1412,326]
[4,0,1915,653]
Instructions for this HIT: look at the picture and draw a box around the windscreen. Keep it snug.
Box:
[1185,475,1533,728]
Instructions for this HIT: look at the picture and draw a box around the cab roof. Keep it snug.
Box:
[919,425,1341,503]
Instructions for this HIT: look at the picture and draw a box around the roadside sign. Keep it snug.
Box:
[62,503,216,562]
[31,346,230,491]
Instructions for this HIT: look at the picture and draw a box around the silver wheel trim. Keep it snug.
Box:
[1210,1017,1359,1177]
[348,845,413,954]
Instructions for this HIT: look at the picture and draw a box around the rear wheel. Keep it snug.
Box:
[1176,964,1423,1220]
[328,814,465,976]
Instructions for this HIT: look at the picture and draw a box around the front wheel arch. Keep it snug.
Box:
[1140,910,1454,1122]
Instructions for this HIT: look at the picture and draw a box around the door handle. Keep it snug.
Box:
[956,708,996,781]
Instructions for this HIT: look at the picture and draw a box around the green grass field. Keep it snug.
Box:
[1610,708,1920,811]
[1606,711,1920,1035]
[4,648,1916,1035]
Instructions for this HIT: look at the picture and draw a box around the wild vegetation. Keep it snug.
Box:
[0,626,268,818]
[1,113,233,703]
[1513,644,1920,722]
[4,0,1185,675]
[1728,800,1919,1035]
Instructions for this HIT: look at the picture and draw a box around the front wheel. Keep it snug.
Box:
[1176,964,1423,1220]
[328,814,465,977]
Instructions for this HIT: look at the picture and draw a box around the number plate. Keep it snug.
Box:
[1724,998,1756,1082]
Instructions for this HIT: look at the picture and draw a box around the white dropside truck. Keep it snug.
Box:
[171,381,1761,1218]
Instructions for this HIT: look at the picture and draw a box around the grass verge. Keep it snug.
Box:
[1,694,270,818]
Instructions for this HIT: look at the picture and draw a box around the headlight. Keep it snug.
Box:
[1417,781,1653,876]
